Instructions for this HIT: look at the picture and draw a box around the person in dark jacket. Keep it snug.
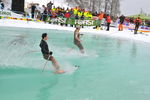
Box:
[31,4,36,19]
[134,17,142,34]
[39,33,64,74]
[75,14,79,20]
[42,6,48,22]
[118,15,125,31]
[47,1,53,12]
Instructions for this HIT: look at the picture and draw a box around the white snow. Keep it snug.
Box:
[0,10,23,18]
[0,18,150,44]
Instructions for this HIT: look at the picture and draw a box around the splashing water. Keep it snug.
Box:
[1,27,150,100]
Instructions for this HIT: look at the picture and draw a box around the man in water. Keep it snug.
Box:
[39,33,64,74]
[74,26,84,53]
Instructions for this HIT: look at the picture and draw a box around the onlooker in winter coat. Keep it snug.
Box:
[134,16,142,34]
[118,15,125,31]
[75,14,79,20]
[98,11,104,27]
[64,11,70,18]
[106,14,111,31]
[42,5,48,22]
[64,11,70,26]
[47,1,53,12]
[31,4,36,18]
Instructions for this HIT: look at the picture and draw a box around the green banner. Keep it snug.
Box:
[47,17,97,26]
[0,14,98,26]
[0,11,11,16]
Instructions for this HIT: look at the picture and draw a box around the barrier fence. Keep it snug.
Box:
[0,10,99,26]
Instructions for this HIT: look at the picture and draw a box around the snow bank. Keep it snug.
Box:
[0,18,150,44]
[0,9,22,18]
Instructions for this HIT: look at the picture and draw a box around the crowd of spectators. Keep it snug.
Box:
[25,1,150,28]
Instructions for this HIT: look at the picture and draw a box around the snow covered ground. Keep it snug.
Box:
[0,18,150,44]
[0,10,23,18]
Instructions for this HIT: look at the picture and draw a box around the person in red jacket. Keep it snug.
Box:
[98,11,104,27]
[64,11,70,26]
[134,17,142,34]
[64,11,70,18]
[106,14,111,31]
[51,11,57,18]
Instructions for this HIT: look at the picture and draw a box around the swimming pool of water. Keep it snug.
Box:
[0,27,150,100]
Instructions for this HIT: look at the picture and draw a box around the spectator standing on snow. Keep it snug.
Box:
[42,5,48,22]
[64,11,70,26]
[31,4,36,19]
[118,15,125,31]
[35,4,42,19]
[47,1,53,13]
[106,14,111,31]
[134,16,142,34]
[98,11,104,28]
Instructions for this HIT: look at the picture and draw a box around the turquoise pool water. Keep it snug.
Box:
[0,27,150,100]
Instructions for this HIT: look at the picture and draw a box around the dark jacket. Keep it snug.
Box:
[119,15,125,24]
[39,40,50,55]
[31,5,36,13]
[47,2,53,9]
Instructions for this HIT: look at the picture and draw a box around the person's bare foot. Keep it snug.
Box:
[54,70,65,74]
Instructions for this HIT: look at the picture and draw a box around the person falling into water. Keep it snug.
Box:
[74,26,85,53]
[39,33,64,74]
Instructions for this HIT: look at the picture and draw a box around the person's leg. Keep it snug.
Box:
[76,42,84,53]
[119,21,123,31]
[106,23,108,31]
[65,18,69,26]
[120,24,123,31]
[33,11,35,19]
[31,12,34,18]
[50,56,60,70]
[100,20,102,27]
[121,24,123,31]
[80,49,84,53]
[134,25,138,34]
[118,24,121,31]
[50,57,65,73]
[44,55,64,73]
[136,24,139,31]
[79,45,84,53]
[106,23,110,31]
[107,23,110,31]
